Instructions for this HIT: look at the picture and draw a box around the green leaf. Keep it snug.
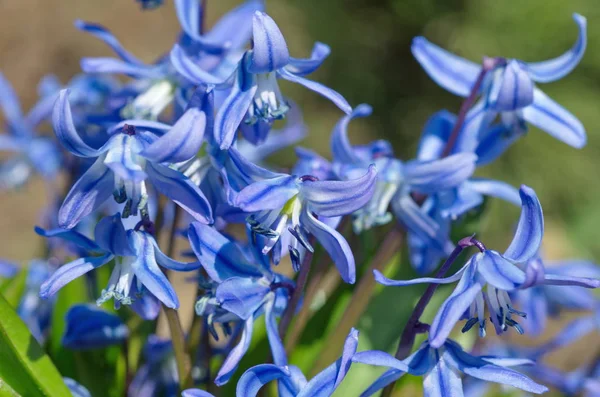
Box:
[0,293,71,397]
[0,379,21,397]
[0,269,27,308]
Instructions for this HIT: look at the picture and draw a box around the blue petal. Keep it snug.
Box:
[146,162,213,224]
[373,260,469,287]
[0,73,25,132]
[278,68,352,114]
[429,260,482,348]
[39,254,113,299]
[248,12,289,73]
[216,277,270,320]
[188,222,264,283]
[264,296,288,367]
[103,134,147,182]
[62,304,128,349]
[58,159,115,229]
[359,369,404,397]
[64,378,92,397]
[486,61,534,111]
[141,108,206,163]
[236,364,290,397]
[411,36,481,97]
[94,213,135,256]
[74,20,145,65]
[285,42,331,76]
[301,209,355,284]
[352,351,411,372]
[128,231,179,309]
[300,164,377,217]
[0,259,18,278]
[404,153,477,194]
[542,274,600,288]
[416,110,455,161]
[52,90,107,157]
[174,0,230,54]
[204,0,265,51]
[517,289,548,336]
[107,119,171,136]
[533,316,597,357]
[234,175,298,212]
[216,317,255,385]
[422,351,463,397]
[152,238,200,272]
[169,44,231,85]
[477,251,526,290]
[474,123,521,167]
[465,179,521,206]
[526,14,587,83]
[503,185,544,263]
[34,226,101,253]
[522,88,586,148]
[182,389,215,397]
[221,146,289,194]
[130,288,161,320]
[80,57,163,79]
[330,104,373,164]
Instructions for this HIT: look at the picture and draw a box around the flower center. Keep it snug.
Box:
[97,257,138,307]
[245,72,289,125]
[122,80,175,120]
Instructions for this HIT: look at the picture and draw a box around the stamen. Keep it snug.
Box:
[288,224,314,253]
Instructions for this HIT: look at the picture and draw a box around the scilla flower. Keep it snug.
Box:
[62,304,129,349]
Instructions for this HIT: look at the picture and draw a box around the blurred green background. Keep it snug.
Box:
[1,0,599,395]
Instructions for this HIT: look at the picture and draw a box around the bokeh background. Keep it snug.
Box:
[1,0,599,395]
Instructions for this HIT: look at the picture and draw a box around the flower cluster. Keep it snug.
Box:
[0,2,598,397]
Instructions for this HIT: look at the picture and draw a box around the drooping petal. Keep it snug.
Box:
[152,239,200,272]
[411,36,481,97]
[301,209,355,284]
[216,317,255,385]
[170,44,231,85]
[330,104,373,164]
[80,58,163,79]
[146,162,213,224]
[0,72,24,131]
[352,351,411,373]
[62,304,128,349]
[188,222,264,282]
[264,296,287,367]
[34,226,101,253]
[542,274,600,288]
[74,20,145,65]
[234,174,298,212]
[301,164,377,217]
[373,261,468,287]
[503,185,544,263]
[465,179,521,206]
[477,251,526,290]
[526,14,587,83]
[522,88,586,148]
[422,351,463,397]
[285,42,331,76]
[486,61,534,112]
[52,90,107,157]
[39,254,113,299]
[236,364,290,397]
[216,277,270,320]
[248,12,289,73]
[182,389,215,397]
[94,213,135,256]
[128,231,179,309]
[403,153,477,194]
[278,68,352,114]
[58,159,115,229]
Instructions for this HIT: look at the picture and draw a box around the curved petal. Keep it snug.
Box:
[74,20,145,65]
[103,134,147,182]
[248,12,289,73]
[216,317,255,385]
[34,226,101,253]
[352,351,410,372]
[146,162,213,224]
[522,88,586,148]
[301,164,377,217]
[264,296,287,367]
[52,90,106,157]
[174,0,229,54]
[404,153,477,194]
[465,179,521,206]
[234,175,298,212]
[278,68,352,114]
[216,277,269,320]
[152,239,200,272]
[411,36,481,97]
[170,44,231,85]
[527,14,587,83]
[417,110,455,161]
[330,104,373,164]
[39,253,112,299]
[80,57,163,79]
[478,251,526,290]
[236,364,290,397]
[94,213,135,256]
[503,185,544,263]
[58,159,115,229]
[62,304,128,349]
[0,72,24,130]
[141,108,206,163]
[373,261,468,287]
[182,389,215,397]
[422,352,463,397]
[285,42,331,76]
[301,209,355,284]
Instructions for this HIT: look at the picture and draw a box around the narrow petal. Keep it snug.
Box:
[141,108,206,163]
[74,20,145,65]
[248,12,289,73]
[278,68,352,114]
[182,389,215,397]
[34,226,101,253]
[220,146,286,192]
[334,328,360,388]
[301,209,355,284]
[477,251,526,290]
[62,304,128,349]
[188,222,264,282]
[359,369,404,397]
[543,274,600,288]
[234,175,298,212]
[174,0,228,54]
[373,263,467,287]
[216,317,255,385]
[170,44,231,85]
[526,14,587,83]
[216,277,270,320]
[58,159,115,229]
[39,254,112,299]
[330,104,373,164]
[465,179,521,206]
[0,73,24,130]
[80,57,163,79]
[152,239,201,272]
[411,36,481,97]
[522,88,586,148]
[128,231,179,309]
[301,164,377,217]
[422,352,463,397]
[352,351,410,373]
[285,42,331,76]
[503,185,544,263]
[94,213,135,256]
[480,356,535,367]
[236,364,290,397]
[264,296,287,367]
[403,153,477,194]
[52,90,106,157]
[146,162,213,224]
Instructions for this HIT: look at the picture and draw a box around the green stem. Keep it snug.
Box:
[164,306,193,391]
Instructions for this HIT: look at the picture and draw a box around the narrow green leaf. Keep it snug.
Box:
[0,293,71,397]
[0,269,27,308]
[0,379,21,397]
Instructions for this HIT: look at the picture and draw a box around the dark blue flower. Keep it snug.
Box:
[62,304,128,349]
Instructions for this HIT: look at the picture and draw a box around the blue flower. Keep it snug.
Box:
[188,223,291,384]
[62,304,129,349]
[375,186,600,347]
[37,213,200,311]
[0,259,18,279]
[413,13,587,151]
[17,260,54,343]
[0,73,61,190]
[352,339,547,396]
[235,328,358,397]
[52,89,212,229]
[172,11,350,149]
[218,147,377,283]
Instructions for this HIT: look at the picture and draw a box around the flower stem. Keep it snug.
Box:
[164,306,193,391]
[278,249,314,338]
